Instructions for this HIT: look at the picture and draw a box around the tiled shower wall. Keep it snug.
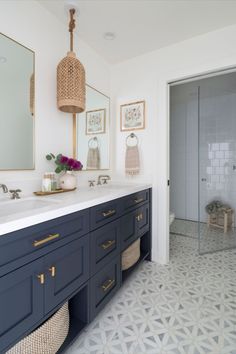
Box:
[170,72,236,223]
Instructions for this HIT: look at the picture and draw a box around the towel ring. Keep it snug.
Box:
[126,133,139,147]
[88,137,99,148]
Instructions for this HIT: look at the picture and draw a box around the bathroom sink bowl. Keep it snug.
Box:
[100,184,132,190]
[0,197,59,218]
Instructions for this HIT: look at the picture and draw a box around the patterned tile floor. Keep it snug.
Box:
[170,219,236,253]
[66,235,236,354]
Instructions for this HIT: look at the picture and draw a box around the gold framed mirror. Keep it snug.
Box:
[73,84,110,171]
[0,32,35,170]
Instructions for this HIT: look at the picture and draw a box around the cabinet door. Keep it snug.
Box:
[120,209,138,251]
[137,204,150,237]
[90,256,121,320]
[121,204,150,251]
[0,259,44,353]
[44,236,89,313]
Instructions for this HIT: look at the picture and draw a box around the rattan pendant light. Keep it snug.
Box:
[57,8,85,113]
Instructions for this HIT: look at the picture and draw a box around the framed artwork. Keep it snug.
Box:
[120,100,145,131]
[86,109,106,135]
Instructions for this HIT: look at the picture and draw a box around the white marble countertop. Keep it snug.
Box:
[0,183,152,236]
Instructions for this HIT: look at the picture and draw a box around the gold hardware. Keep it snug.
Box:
[49,266,56,277]
[136,213,143,222]
[33,233,60,247]
[101,279,115,292]
[102,209,116,217]
[37,273,45,285]
[101,240,115,250]
[134,198,144,204]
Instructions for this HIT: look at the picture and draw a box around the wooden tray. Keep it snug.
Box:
[34,188,76,196]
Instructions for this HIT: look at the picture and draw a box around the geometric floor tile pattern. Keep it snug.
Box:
[65,235,236,354]
[170,218,236,254]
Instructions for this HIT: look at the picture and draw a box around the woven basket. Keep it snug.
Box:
[122,238,140,271]
[7,302,69,354]
[57,51,85,113]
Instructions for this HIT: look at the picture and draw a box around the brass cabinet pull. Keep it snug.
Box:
[49,266,56,277]
[101,240,115,250]
[134,198,144,204]
[33,233,60,247]
[101,279,115,292]
[102,209,116,217]
[37,273,45,285]
[136,213,143,222]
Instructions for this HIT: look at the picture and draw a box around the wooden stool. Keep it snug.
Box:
[207,208,234,234]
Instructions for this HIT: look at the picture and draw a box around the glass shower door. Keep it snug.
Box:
[198,71,236,254]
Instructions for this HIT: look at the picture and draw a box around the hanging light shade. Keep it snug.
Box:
[57,8,86,113]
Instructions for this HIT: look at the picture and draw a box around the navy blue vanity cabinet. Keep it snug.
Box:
[1,188,152,354]
[90,219,120,275]
[0,258,44,353]
[44,236,89,313]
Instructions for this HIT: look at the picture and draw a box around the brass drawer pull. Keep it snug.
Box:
[33,233,60,247]
[37,273,45,285]
[49,266,56,277]
[136,213,143,222]
[101,240,115,250]
[101,279,115,292]
[102,209,116,217]
[134,198,144,204]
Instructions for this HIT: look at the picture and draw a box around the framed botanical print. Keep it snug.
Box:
[120,100,145,131]
[86,108,106,135]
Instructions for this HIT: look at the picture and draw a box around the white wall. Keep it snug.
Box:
[111,24,236,264]
[170,83,198,222]
[0,0,111,194]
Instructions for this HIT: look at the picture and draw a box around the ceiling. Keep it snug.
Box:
[38,0,236,64]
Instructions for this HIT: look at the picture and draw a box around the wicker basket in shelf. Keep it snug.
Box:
[6,302,69,354]
[122,238,141,271]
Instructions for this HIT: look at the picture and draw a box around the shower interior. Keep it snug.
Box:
[169,70,236,254]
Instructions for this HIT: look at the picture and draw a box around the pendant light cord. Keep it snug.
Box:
[69,9,76,52]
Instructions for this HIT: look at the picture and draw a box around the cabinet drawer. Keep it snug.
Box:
[121,204,150,251]
[44,235,89,314]
[0,259,44,353]
[0,210,89,270]
[90,257,121,320]
[90,220,120,276]
[123,189,149,213]
[90,199,122,230]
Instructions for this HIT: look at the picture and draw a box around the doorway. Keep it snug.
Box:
[169,70,236,254]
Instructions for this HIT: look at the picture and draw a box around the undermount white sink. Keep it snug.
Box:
[0,197,59,218]
[100,184,133,190]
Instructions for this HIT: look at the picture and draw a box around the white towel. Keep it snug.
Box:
[87,147,100,170]
[125,145,140,175]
